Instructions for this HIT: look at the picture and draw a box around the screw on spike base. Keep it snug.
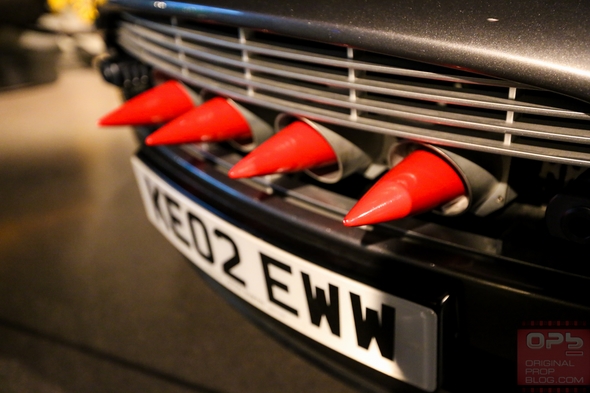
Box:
[98,80,196,126]
[145,97,252,146]
[343,150,466,227]
[228,121,337,179]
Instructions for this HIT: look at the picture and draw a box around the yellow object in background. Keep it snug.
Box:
[47,0,68,12]
[47,0,108,22]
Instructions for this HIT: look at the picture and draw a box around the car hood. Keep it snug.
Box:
[108,0,590,103]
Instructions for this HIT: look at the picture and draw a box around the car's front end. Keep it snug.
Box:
[96,1,590,392]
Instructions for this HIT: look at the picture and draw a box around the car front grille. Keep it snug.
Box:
[116,12,590,167]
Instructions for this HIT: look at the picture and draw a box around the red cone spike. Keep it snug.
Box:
[343,150,466,227]
[145,97,251,146]
[98,81,195,126]
[228,121,337,179]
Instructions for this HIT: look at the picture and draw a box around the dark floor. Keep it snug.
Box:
[0,62,357,392]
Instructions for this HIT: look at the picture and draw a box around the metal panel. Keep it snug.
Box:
[117,13,590,166]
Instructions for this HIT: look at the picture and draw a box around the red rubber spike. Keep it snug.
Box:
[145,97,251,146]
[228,121,337,179]
[98,81,195,126]
[343,150,466,227]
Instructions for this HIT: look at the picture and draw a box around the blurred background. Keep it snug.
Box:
[0,2,356,392]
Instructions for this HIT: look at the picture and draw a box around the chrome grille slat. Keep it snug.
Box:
[118,14,590,166]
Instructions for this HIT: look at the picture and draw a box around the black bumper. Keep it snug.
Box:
[134,132,590,393]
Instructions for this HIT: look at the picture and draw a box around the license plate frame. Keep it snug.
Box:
[132,156,439,392]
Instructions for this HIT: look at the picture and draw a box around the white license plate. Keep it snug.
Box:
[132,157,438,392]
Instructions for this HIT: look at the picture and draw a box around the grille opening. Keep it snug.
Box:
[120,27,169,50]
[177,19,240,40]
[119,42,181,77]
[180,39,243,59]
[354,49,500,81]
[361,111,507,141]
[251,71,350,98]
[517,113,590,134]
[443,103,507,120]
[185,55,245,76]
[182,55,246,77]
[256,89,351,115]
[516,89,590,114]
[362,91,507,121]
[139,44,179,65]
[362,70,511,98]
[512,135,590,157]
[121,22,175,43]
[250,53,349,78]
[181,68,248,95]
[248,30,348,59]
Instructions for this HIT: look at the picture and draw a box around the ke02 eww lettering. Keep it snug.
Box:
[132,157,438,392]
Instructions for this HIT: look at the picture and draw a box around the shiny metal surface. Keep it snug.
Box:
[115,13,590,166]
[0,67,357,393]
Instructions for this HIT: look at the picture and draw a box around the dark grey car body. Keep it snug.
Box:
[106,0,590,101]
[98,1,590,392]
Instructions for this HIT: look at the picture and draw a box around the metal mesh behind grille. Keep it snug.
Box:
[117,13,590,166]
